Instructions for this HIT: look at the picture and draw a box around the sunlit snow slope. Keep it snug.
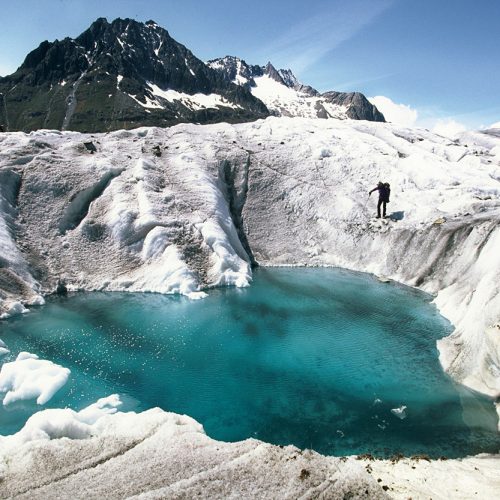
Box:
[0,118,499,402]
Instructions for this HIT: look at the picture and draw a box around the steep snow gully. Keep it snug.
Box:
[0,117,499,496]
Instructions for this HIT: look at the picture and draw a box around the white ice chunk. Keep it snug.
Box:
[0,352,71,405]
[390,405,407,419]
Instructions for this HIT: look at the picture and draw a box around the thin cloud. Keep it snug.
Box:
[332,72,395,92]
[260,0,394,73]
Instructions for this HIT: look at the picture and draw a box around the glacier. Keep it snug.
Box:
[0,117,499,496]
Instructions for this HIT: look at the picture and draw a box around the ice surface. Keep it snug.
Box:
[0,352,70,405]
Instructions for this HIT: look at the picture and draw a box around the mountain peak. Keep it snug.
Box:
[209,56,383,122]
[0,18,268,132]
[264,62,284,84]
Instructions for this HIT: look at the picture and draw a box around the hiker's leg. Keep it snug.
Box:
[382,201,386,217]
[377,199,382,218]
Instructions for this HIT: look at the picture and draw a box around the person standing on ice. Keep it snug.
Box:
[369,182,391,218]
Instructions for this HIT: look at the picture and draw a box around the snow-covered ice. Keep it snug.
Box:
[0,352,70,405]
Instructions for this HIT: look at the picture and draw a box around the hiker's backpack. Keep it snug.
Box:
[384,183,391,202]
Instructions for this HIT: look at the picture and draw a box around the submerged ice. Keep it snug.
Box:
[1,268,498,458]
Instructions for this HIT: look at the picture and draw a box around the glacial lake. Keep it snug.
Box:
[1,267,499,458]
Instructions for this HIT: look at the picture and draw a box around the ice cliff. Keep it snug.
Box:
[1,117,499,404]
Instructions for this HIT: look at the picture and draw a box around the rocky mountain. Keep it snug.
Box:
[0,18,269,132]
[207,56,385,121]
[0,18,384,133]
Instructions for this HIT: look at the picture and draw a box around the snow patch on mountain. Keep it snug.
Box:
[146,82,242,111]
[251,75,347,119]
[207,57,384,122]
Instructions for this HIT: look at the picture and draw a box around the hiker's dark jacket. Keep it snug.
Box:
[370,184,390,202]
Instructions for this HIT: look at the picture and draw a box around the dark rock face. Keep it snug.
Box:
[322,92,385,122]
[0,18,269,132]
[207,56,263,89]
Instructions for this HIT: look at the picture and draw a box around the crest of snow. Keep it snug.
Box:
[116,37,125,49]
[368,96,418,126]
[127,93,164,110]
[167,150,251,289]
[0,395,123,452]
[0,352,70,405]
[116,74,123,90]
[489,121,500,129]
[251,75,346,119]
[432,119,467,138]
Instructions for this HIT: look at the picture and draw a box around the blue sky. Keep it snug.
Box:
[0,0,499,130]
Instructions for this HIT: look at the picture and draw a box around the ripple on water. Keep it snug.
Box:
[0,267,499,458]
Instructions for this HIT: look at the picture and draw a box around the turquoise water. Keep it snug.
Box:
[0,268,499,458]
